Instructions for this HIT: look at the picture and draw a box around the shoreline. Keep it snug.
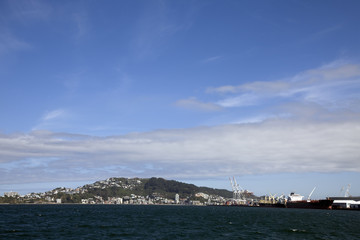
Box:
[1,203,359,211]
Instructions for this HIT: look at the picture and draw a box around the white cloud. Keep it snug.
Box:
[176,97,222,111]
[42,109,66,121]
[206,85,240,94]
[201,56,222,63]
[211,63,360,94]
[0,119,359,185]
[231,114,280,124]
[208,62,360,111]
[31,109,69,132]
[216,94,260,107]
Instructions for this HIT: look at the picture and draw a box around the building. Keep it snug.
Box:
[330,197,360,209]
[4,192,19,197]
[195,192,209,199]
[175,194,179,204]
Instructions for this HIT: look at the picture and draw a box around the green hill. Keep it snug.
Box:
[143,177,233,199]
[83,177,233,200]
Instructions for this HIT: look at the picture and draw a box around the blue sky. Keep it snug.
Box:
[1,0,360,198]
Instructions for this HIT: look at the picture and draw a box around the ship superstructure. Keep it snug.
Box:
[287,192,304,202]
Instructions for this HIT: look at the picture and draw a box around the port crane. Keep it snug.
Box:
[340,184,351,197]
[233,177,245,199]
[269,193,277,204]
[229,177,245,200]
[229,177,236,199]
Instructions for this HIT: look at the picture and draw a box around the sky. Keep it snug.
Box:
[1,0,360,199]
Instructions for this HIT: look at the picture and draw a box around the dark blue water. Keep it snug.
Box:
[0,205,359,239]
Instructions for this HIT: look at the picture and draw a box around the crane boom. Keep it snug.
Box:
[307,187,316,201]
[233,177,239,191]
[229,177,235,191]
[345,184,351,197]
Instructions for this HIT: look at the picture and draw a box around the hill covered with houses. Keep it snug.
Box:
[1,177,238,205]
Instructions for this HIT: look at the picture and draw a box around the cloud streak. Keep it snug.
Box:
[42,109,66,121]
[0,32,30,56]
[207,62,360,112]
[176,98,222,111]
[7,0,52,20]
[130,1,191,60]
[1,119,359,185]
[201,56,222,63]
[31,109,70,132]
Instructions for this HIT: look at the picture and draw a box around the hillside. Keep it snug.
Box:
[1,177,235,204]
[82,177,233,200]
[143,177,233,198]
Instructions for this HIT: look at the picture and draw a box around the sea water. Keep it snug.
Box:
[0,205,359,239]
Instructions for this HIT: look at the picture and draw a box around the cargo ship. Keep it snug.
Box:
[285,191,333,209]
[259,202,286,208]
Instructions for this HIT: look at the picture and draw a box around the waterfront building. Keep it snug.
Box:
[330,197,360,209]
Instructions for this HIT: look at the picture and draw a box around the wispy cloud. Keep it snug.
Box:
[302,24,342,44]
[206,85,240,94]
[216,94,260,108]
[73,12,89,40]
[208,62,360,111]
[130,1,193,60]
[32,109,69,131]
[42,109,66,121]
[176,97,222,111]
[7,0,52,21]
[0,32,31,56]
[1,119,359,185]
[0,0,51,57]
[201,56,222,63]
[1,157,58,171]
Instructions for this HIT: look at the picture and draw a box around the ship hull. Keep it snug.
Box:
[286,200,333,209]
[259,203,286,208]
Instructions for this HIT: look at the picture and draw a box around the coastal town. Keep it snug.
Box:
[1,177,230,205]
[3,191,226,205]
[2,177,359,210]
